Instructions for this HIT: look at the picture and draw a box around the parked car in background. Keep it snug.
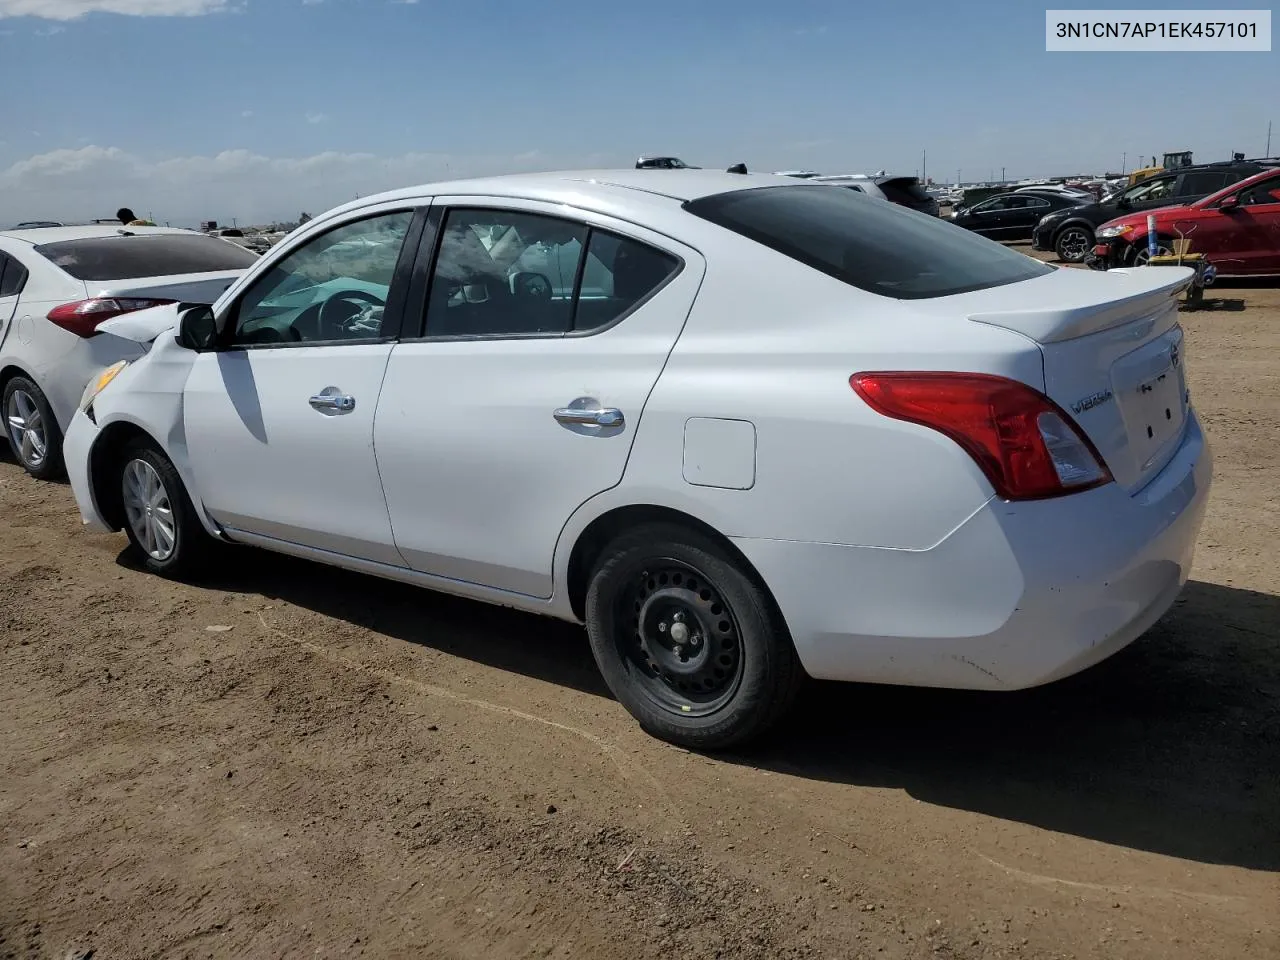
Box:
[811,174,941,216]
[1031,159,1272,263]
[636,156,699,169]
[63,170,1209,750]
[0,225,257,479]
[1090,167,1280,273]
[950,190,1088,241]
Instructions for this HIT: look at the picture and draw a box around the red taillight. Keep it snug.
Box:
[850,372,1112,500]
[46,297,176,338]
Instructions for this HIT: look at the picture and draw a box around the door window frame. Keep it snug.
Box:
[400,201,685,343]
[210,203,429,352]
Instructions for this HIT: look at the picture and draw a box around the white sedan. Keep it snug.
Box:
[62,170,1211,749]
[0,225,257,479]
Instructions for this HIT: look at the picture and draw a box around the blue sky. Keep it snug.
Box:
[0,0,1274,225]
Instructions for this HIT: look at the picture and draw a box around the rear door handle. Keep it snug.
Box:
[309,393,356,413]
[554,406,624,428]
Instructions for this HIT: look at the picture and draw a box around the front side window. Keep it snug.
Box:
[424,209,680,337]
[685,184,1051,300]
[970,197,1012,214]
[1124,177,1176,204]
[1239,175,1280,206]
[229,210,414,346]
[1178,172,1231,197]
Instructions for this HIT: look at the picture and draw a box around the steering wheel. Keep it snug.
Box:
[317,288,386,339]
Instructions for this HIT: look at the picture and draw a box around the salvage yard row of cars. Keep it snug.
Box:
[0,169,1220,749]
[950,158,1280,267]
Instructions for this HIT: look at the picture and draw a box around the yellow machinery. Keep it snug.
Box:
[1127,150,1194,186]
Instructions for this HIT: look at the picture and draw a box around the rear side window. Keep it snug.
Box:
[0,253,28,297]
[685,185,1051,300]
[878,178,933,205]
[33,233,259,282]
[1178,172,1231,196]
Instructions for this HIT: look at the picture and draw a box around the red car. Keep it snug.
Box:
[1089,166,1280,275]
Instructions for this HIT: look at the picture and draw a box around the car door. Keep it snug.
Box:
[182,204,425,565]
[374,200,703,598]
[1004,195,1052,239]
[964,197,1015,238]
[1227,173,1280,272]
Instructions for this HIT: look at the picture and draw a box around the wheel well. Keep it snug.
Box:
[0,363,32,394]
[1053,220,1095,241]
[565,504,771,622]
[88,421,158,531]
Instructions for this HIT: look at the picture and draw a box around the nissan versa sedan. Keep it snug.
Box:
[61,170,1211,750]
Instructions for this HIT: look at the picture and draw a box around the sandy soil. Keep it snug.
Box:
[2,261,1277,960]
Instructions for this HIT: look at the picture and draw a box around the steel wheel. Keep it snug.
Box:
[5,388,48,470]
[614,560,746,717]
[1055,227,1092,263]
[122,457,177,562]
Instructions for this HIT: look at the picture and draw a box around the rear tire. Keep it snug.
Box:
[117,439,216,578]
[584,523,805,751]
[2,376,64,481]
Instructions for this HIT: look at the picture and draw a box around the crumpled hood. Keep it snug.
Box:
[93,303,183,344]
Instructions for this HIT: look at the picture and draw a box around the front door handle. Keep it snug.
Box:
[553,406,624,428]
[309,392,356,413]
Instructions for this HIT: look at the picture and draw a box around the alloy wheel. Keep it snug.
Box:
[122,458,177,562]
[5,389,48,470]
[1057,227,1091,262]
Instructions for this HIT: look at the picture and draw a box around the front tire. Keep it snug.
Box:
[118,439,215,578]
[1054,225,1093,263]
[1130,240,1174,266]
[3,376,64,481]
[584,523,804,750]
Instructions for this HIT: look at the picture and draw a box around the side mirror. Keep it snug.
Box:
[1115,196,1131,209]
[1219,195,1241,212]
[176,305,219,351]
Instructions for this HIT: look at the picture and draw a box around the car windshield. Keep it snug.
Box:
[33,233,259,281]
[684,184,1052,300]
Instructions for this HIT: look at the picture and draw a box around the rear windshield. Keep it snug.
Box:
[878,177,934,205]
[684,185,1052,300]
[33,233,259,282]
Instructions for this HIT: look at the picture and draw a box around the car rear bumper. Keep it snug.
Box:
[64,408,112,533]
[734,412,1212,690]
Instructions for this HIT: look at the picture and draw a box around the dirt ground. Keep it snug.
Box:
[2,256,1277,960]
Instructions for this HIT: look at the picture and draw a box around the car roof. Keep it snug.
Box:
[0,224,196,245]
[309,169,798,225]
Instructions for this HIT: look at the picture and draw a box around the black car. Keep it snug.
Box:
[1031,161,1271,263]
[949,191,1087,241]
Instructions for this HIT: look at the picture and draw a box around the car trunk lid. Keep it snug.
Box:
[957,265,1194,492]
[88,269,242,306]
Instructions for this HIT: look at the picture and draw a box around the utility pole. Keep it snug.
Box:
[232,217,238,228]
[956,168,961,187]
[1001,166,1006,182]
[1267,121,1273,157]
[1122,152,1127,174]
[922,148,927,183]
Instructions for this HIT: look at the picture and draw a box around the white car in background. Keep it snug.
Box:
[62,171,1210,749]
[0,225,257,478]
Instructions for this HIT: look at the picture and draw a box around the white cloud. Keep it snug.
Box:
[0,144,598,226]
[240,109,253,117]
[305,111,328,125]
[0,0,229,20]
